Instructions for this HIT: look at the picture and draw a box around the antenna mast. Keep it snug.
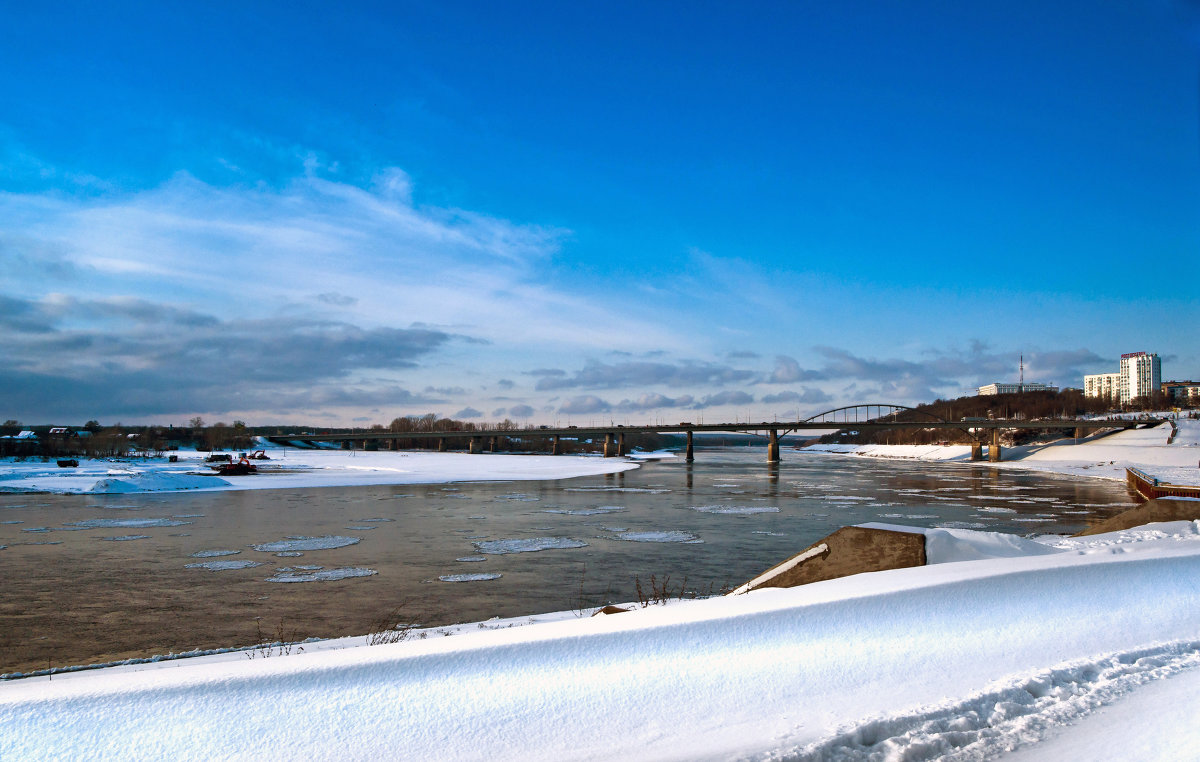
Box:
[1019,354,1024,394]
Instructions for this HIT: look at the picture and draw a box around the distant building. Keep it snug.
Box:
[1163,381,1200,403]
[976,382,1058,396]
[1084,352,1162,404]
[1119,352,1161,403]
[1083,372,1120,402]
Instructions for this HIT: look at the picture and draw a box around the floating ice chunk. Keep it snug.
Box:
[265,567,376,583]
[751,531,785,536]
[102,535,151,541]
[275,552,303,557]
[190,550,241,558]
[357,518,394,522]
[22,527,50,532]
[173,514,205,518]
[542,506,625,516]
[978,506,1018,514]
[936,521,988,529]
[346,526,377,530]
[456,556,487,562]
[690,505,780,515]
[67,518,191,528]
[473,537,587,554]
[251,535,361,552]
[439,573,502,582]
[186,560,263,571]
[614,530,701,543]
[0,520,22,524]
[564,486,669,493]
[497,494,539,502]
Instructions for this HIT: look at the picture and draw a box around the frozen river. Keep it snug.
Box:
[0,449,1136,675]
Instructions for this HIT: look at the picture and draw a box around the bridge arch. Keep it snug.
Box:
[801,404,948,425]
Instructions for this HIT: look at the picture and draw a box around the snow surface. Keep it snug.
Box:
[3,521,1200,760]
[804,416,1200,487]
[0,439,639,494]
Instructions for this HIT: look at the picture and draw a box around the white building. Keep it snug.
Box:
[976,382,1058,396]
[1119,352,1161,403]
[1083,373,1120,402]
[1084,352,1162,404]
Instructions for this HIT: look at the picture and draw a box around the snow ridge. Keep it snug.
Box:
[779,640,1200,761]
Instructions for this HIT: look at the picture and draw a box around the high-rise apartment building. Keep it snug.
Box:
[1119,352,1161,403]
[1085,352,1161,404]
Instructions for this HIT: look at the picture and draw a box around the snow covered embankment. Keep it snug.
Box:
[3,521,1200,761]
[805,417,1200,485]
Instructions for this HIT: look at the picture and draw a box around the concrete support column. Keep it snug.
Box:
[489,436,498,452]
[551,435,560,455]
[603,433,615,457]
[618,433,626,456]
[469,436,482,454]
[989,429,1002,462]
[361,440,368,450]
[767,429,780,463]
[388,438,397,451]
[341,440,350,450]
[438,438,446,452]
[1075,427,1085,440]
[686,430,694,462]
[970,442,983,461]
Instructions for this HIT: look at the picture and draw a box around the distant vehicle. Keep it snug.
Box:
[56,459,79,468]
[205,453,232,463]
[538,425,549,429]
[567,425,578,429]
[247,450,271,460]
[678,422,693,426]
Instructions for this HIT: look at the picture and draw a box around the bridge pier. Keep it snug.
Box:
[489,436,498,452]
[970,442,983,461]
[551,435,560,455]
[767,430,780,463]
[469,436,482,454]
[388,438,397,451]
[1075,427,1085,441]
[685,430,694,462]
[341,440,351,450]
[603,433,616,457]
[989,429,1002,462]
[437,438,446,452]
[618,433,626,457]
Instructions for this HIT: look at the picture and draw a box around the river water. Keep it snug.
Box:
[0,450,1136,674]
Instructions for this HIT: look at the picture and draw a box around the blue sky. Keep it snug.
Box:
[2,1,1198,426]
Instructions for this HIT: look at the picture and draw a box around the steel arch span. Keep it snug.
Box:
[801,404,948,425]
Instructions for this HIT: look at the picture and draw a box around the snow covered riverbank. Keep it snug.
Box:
[3,518,1199,760]
[0,442,642,494]
[804,417,1200,487]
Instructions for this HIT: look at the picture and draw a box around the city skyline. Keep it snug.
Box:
[2,2,1198,425]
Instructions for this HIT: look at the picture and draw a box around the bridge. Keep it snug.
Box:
[266,404,1163,464]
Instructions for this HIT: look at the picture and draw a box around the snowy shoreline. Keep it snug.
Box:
[0,441,645,495]
[802,418,1200,488]
[3,517,1199,760]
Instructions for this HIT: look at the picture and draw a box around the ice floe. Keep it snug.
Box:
[613,530,702,543]
[472,537,587,554]
[185,560,263,571]
[66,518,191,529]
[190,550,241,558]
[439,573,502,582]
[265,567,377,583]
[251,536,361,552]
[689,505,779,515]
